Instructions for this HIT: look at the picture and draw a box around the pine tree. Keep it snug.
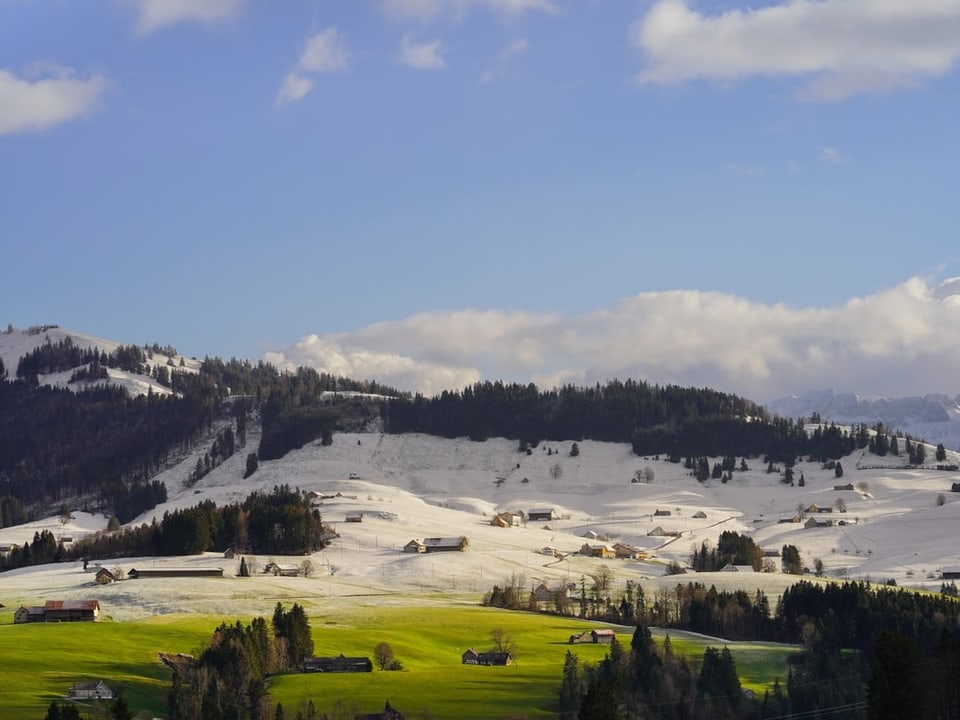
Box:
[111,694,134,720]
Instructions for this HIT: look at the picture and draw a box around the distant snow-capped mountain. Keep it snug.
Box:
[766,390,960,450]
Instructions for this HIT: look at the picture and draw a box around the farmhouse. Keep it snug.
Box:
[720,564,756,573]
[303,654,373,673]
[461,647,514,665]
[422,536,469,552]
[491,511,522,527]
[13,606,45,623]
[68,680,114,700]
[569,629,617,644]
[94,567,116,584]
[127,567,224,579]
[613,543,647,560]
[15,600,100,623]
[580,543,614,559]
[403,539,426,553]
[527,508,555,522]
[264,562,301,577]
[653,508,672,517]
[356,701,405,720]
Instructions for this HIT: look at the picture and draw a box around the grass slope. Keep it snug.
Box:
[0,606,797,720]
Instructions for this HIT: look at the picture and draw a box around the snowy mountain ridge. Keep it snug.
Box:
[765,390,960,450]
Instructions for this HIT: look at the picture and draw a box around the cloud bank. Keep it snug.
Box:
[265,277,960,401]
[0,66,106,135]
[633,0,960,100]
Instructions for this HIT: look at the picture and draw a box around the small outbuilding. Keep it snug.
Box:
[68,680,114,700]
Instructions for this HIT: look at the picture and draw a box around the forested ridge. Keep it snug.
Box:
[0,339,398,526]
[0,334,937,532]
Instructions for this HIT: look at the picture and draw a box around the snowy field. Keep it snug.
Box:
[2,431,959,623]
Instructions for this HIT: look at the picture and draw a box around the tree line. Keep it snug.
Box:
[0,486,325,572]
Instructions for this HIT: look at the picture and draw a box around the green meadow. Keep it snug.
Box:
[0,603,797,719]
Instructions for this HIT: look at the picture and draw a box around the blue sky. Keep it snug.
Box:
[3,0,960,401]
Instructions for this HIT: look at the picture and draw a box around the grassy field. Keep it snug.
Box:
[0,603,798,719]
[0,614,217,718]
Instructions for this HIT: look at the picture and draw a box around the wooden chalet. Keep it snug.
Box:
[591,629,616,644]
[403,539,426,553]
[942,567,960,580]
[580,543,614,558]
[422,536,468,553]
[304,654,373,673]
[346,511,364,523]
[527,508,556,522]
[569,629,616,644]
[13,606,45,623]
[128,567,224,579]
[461,648,481,664]
[613,543,647,560]
[264,562,301,577]
[653,508,672,517]
[94,567,117,584]
[68,680,114,700]
[15,600,100,623]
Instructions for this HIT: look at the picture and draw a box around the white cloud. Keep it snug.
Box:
[632,0,960,100]
[400,35,446,70]
[266,278,960,402]
[0,66,106,135]
[300,28,351,74]
[382,0,555,22]
[481,37,528,83]
[276,28,349,106]
[135,0,242,35]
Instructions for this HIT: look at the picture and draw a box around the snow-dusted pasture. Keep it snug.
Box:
[2,432,959,622]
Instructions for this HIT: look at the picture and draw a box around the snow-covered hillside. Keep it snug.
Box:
[2,431,959,622]
[766,390,960,451]
[0,325,199,397]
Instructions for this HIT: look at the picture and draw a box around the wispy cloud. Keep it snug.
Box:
[265,277,960,401]
[276,28,350,106]
[399,35,446,70]
[819,146,849,164]
[480,37,528,83]
[382,0,555,22]
[0,66,106,135]
[134,0,242,35]
[632,0,960,101]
